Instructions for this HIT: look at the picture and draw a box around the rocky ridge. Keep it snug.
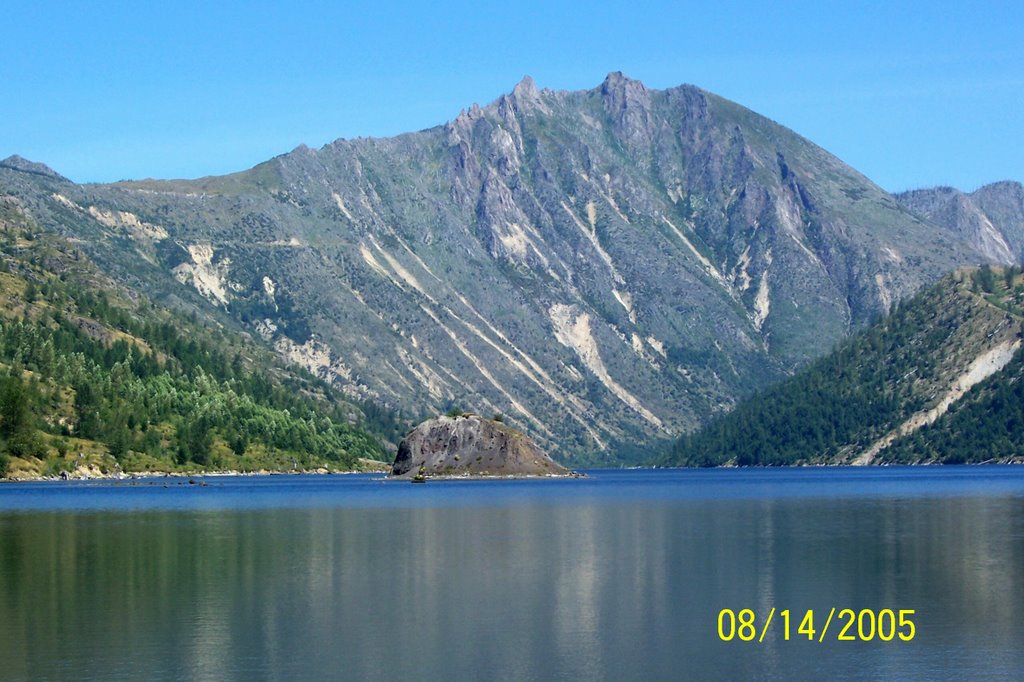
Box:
[896,182,1024,265]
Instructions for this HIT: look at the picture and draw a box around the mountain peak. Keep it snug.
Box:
[599,71,649,111]
[511,75,539,99]
[601,71,642,89]
[974,180,1023,195]
[0,155,68,182]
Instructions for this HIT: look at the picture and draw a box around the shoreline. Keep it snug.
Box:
[4,459,1020,483]
[1,470,372,483]
[1,463,390,483]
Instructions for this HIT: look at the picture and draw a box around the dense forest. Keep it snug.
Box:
[0,199,404,479]
[665,266,1024,466]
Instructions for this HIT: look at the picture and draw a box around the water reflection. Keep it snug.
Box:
[1,478,1023,680]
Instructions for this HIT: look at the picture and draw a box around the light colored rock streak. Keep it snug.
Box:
[369,236,437,303]
[362,236,436,305]
[87,205,169,240]
[594,188,629,224]
[444,300,608,447]
[362,234,608,443]
[395,236,443,282]
[561,200,624,284]
[752,249,772,330]
[51,193,81,210]
[173,244,233,305]
[875,273,893,312]
[419,304,552,437]
[776,195,824,268]
[332,192,356,222]
[853,339,1021,465]
[612,289,638,324]
[456,294,573,388]
[734,245,753,291]
[271,335,376,401]
[631,333,661,368]
[396,346,451,400]
[788,232,822,266]
[454,293,574,397]
[257,237,303,247]
[978,214,1015,265]
[881,246,903,264]
[549,304,664,430]
[383,359,417,392]
[662,216,726,285]
[646,336,667,358]
[497,221,550,267]
[359,244,390,279]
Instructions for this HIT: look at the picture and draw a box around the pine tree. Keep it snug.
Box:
[0,376,43,458]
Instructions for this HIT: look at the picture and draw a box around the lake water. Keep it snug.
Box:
[1,468,1023,680]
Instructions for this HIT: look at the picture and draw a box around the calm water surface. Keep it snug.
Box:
[1,467,1023,680]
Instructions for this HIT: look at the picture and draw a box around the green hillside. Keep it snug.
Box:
[0,197,400,480]
[666,266,1024,466]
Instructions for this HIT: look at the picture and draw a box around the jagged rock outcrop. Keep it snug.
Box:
[391,414,573,478]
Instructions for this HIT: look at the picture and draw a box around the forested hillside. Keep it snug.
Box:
[881,346,1024,463]
[666,266,1024,466]
[0,197,400,479]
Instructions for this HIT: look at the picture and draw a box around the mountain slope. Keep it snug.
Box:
[666,267,1024,466]
[0,195,396,479]
[896,181,1024,264]
[0,74,1014,462]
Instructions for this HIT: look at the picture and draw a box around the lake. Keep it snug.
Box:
[1,467,1023,680]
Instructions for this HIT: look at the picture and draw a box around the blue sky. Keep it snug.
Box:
[1,1,1021,191]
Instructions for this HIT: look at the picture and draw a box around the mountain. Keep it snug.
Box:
[896,181,1024,265]
[0,73,1019,463]
[666,266,1024,466]
[0,195,396,479]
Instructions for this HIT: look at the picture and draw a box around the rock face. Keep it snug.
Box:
[391,414,572,478]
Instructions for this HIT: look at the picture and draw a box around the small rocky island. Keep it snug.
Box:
[390,413,579,479]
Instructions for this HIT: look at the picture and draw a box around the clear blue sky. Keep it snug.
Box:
[2,1,1021,191]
